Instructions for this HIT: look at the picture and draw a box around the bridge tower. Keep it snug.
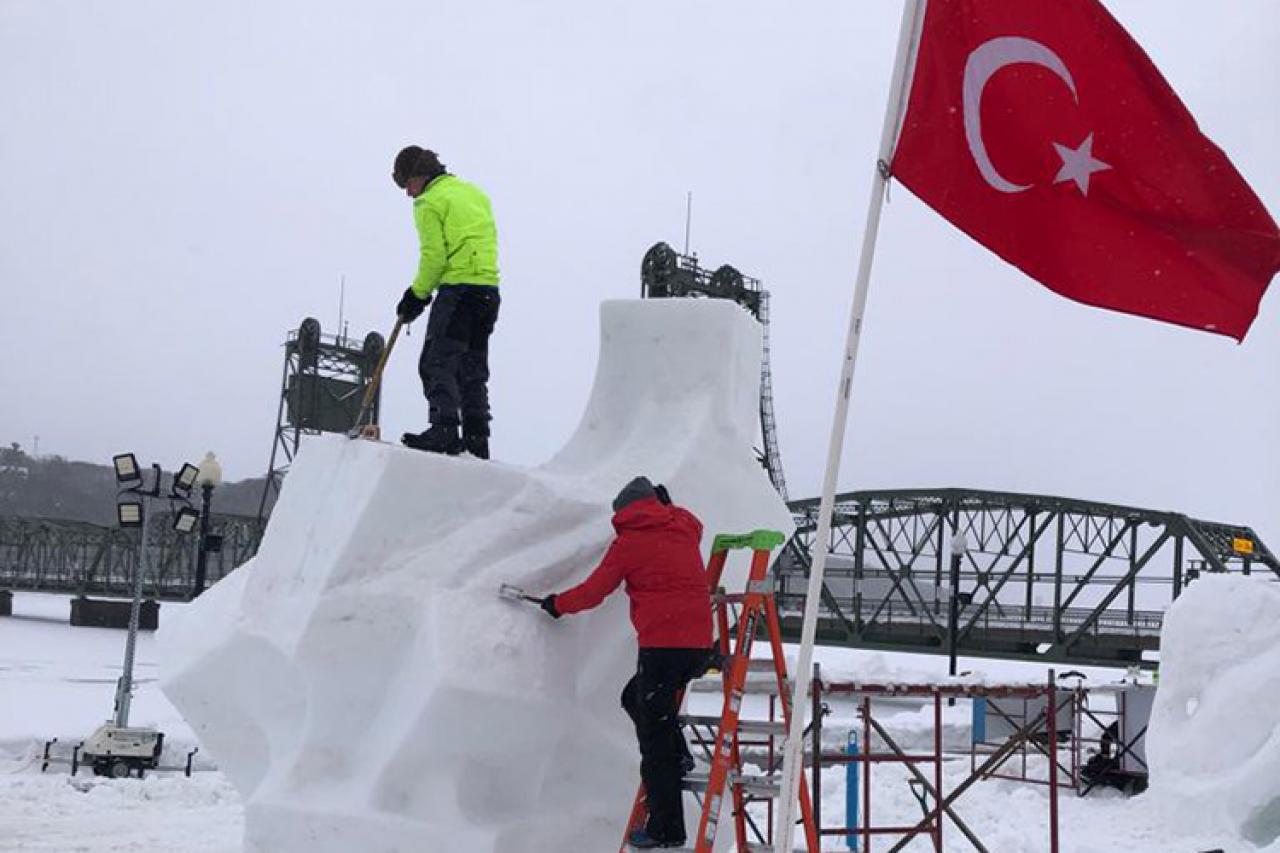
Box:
[255,318,386,524]
[640,242,788,499]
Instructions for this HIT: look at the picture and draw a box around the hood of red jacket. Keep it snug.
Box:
[611,496,678,532]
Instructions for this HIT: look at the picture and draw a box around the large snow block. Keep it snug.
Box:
[1146,574,1280,847]
[160,299,792,852]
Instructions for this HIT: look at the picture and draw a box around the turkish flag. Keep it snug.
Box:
[890,0,1280,341]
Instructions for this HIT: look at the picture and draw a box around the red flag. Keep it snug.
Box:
[891,0,1280,340]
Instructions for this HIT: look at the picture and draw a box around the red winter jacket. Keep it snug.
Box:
[555,497,713,649]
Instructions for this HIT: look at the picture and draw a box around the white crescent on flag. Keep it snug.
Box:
[962,36,1109,196]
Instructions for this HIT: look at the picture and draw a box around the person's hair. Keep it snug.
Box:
[392,146,447,188]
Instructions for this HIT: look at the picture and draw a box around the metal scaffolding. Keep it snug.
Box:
[810,671,1066,853]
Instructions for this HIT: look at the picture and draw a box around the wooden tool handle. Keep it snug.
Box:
[352,318,404,433]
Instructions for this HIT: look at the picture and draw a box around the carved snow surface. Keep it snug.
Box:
[1147,574,1280,847]
[159,299,793,852]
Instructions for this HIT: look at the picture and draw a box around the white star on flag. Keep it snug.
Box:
[1053,133,1110,195]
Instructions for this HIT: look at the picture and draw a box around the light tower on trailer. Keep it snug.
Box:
[79,453,202,779]
[640,242,788,499]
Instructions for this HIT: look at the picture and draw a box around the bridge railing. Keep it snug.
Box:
[777,589,1164,637]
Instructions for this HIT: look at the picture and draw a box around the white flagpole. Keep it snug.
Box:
[773,0,928,847]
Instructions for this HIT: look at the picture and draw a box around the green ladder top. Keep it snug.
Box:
[711,529,786,554]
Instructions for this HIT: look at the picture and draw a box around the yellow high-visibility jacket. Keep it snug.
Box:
[410,174,500,298]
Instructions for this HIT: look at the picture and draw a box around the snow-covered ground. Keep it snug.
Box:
[0,593,242,852]
[0,590,1250,851]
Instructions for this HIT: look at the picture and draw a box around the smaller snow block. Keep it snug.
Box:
[1147,575,1280,847]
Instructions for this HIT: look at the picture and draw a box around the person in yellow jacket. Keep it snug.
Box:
[392,146,501,458]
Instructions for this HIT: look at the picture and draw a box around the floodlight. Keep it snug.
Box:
[117,501,143,528]
[171,463,200,497]
[172,506,200,535]
[113,454,142,487]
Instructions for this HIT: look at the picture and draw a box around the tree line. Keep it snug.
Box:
[0,443,271,524]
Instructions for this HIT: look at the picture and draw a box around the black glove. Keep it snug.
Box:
[539,594,561,619]
[396,288,431,323]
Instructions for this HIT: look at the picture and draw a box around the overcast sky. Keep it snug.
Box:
[1,1,1276,544]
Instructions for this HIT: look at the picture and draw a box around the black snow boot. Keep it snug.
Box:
[463,418,490,460]
[627,827,684,849]
[401,424,463,455]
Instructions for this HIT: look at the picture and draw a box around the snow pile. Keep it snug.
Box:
[1147,574,1280,848]
[158,299,792,852]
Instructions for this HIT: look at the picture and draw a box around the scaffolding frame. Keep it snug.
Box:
[811,669,1062,853]
[970,688,1077,791]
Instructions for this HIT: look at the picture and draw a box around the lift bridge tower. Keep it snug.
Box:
[255,318,386,525]
[640,242,788,499]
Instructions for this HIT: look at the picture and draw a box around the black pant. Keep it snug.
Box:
[418,285,500,429]
[621,647,713,843]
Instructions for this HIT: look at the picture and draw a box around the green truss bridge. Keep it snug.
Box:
[775,488,1278,668]
[0,513,260,604]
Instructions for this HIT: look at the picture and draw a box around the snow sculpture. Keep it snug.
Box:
[1146,574,1280,847]
[159,299,793,852]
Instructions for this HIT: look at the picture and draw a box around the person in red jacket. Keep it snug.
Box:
[540,476,713,850]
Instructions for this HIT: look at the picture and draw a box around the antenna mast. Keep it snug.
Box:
[683,192,693,255]
[338,276,346,345]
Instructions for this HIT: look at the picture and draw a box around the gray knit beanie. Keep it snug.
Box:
[612,476,657,513]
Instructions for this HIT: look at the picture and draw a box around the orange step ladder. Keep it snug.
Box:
[619,529,820,852]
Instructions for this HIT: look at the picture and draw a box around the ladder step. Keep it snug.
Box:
[682,772,710,793]
[733,772,782,797]
[688,679,792,696]
[712,591,763,604]
[695,658,780,678]
[679,714,788,737]
[681,771,782,797]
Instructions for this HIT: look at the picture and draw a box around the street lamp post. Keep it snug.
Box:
[193,452,222,598]
[947,530,968,681]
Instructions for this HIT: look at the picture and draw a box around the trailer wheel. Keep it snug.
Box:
[108,759,131,779]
